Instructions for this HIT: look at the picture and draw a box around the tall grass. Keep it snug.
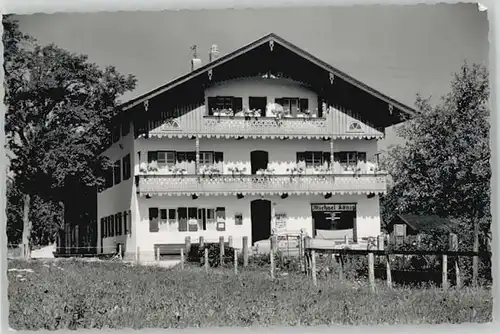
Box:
[8,259,492,330]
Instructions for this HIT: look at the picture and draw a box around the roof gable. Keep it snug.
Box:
[121,33,417,127]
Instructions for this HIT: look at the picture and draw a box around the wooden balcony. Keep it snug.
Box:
[135,173,387,197]
[144,107,385,140]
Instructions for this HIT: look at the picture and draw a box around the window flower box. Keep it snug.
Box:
[256,168,275,176]
[228,165,247,176]
[286,166,305,176]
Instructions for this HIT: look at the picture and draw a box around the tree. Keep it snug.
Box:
[381,62,490,251]
[3,15,137,258]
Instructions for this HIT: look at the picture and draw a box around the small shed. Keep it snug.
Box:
[386,214,454,238]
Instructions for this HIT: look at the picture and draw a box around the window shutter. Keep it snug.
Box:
[232,97,243,112]
[128,210,132,235]
[299,98,309,112]
[149,208,159,233]
[123,211,128,234]
[178,208,188,232]
[148,151,158,163]
[101,218,105,238]
[207,97,217,115]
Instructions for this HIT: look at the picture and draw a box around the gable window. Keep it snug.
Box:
[207,96,243,115]
[297,151,331,168]
[113,160,121,185]
[122,154,131,180]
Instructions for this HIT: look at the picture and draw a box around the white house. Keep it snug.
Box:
[93,33,415,260]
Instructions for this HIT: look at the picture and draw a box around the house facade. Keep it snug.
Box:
[95,33,414,260]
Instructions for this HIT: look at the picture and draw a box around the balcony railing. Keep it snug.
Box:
[135,173,387,196]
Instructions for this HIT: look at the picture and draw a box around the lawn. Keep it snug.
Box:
[8,258,492,329]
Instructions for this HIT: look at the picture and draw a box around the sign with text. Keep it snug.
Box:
[275,213,287,231]
[311,204,356,212]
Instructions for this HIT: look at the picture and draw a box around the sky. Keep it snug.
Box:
[14,3,489,151]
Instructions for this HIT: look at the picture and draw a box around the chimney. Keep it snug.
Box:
[190,45,202,71]
[209,44,220,62]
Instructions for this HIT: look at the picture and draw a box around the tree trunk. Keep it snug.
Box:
[21,194,31,260]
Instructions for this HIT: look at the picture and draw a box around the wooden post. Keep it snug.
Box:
[199,236,204,248]
[311,250,317,286]
[472,221,479,287]
[219,236,225,267]
[385,254,392,288]
[344,235,349,245]
[155,246,159,264]
[234,249,238,275]
[368,252,375,292]
[204,248,209,272]
[377,235,385,251]
[185,236,191,255]
[180,248,185,270]
[449,233,460,288]
[303,236,311,274]
[442,254,448,290]
[299,230,305,272]
[136,246,140,265]
[270,235,277,280]
[118,244,123,259]
[242,236,249,267]
[228,236,233,248]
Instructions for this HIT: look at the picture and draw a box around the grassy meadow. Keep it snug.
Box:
[8,258,492,329]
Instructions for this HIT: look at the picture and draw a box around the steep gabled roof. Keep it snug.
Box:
[120,33,416,119]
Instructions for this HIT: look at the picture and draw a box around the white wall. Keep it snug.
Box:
[205,77,319,113]
[135,193,381,254]
[97,121,137,254]
[136,137,379,173]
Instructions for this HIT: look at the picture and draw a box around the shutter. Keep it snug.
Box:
[123,211,128,234]
[128,210,132,236]
[148,151,158,163]
[178,208,188,232]
[207,97,217,115]
[299,98,309,113]
[232,97,243,112]
[149,208,159,233]
[101,218,105,238]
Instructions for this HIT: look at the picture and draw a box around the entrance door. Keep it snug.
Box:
[250,150,269,174]
[251,199,272,244]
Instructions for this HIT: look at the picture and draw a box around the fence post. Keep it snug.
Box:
[299,230,305,272]
[339,253,345,281]
[118,244,123,260]
[180,248,185,270]
[311,250,317,286]
[219,236,225,267]
[270,235,277,280]
[385,254,392,289]
[449,233,460,288]
[368,252,375,292]
[136,246,140,265]
[185,236,191,255]
[199,236,204,248]
[242,236,249,267]
[204,248,209,272]
[344,235,349,246]
[155,246,159,265]
[304,236,311,275]
[234,249,238,275]
[228,236,233,248]
[442,253,448,290]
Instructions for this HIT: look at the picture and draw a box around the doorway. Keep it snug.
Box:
[250,150,269,174]
[251,199,272,244]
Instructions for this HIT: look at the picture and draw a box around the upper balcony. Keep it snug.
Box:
[135,162,387,197]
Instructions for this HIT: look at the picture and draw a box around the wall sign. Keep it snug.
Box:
[311,204,356,212]
[275,213,287,231]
